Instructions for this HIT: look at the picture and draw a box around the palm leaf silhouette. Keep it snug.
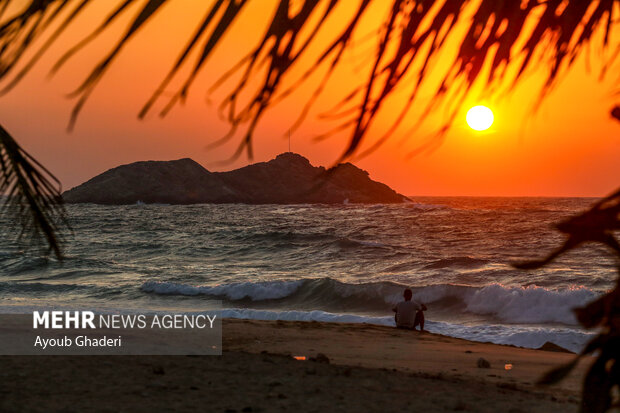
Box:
[516,188,620,413]
[0,0,617,158]
[0,2,619,410]
[0,124,66,258]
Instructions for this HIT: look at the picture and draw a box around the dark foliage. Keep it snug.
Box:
[0,0,617,159]
[0,2,619,410]
[519,188,620,413]
[0,124,67,258]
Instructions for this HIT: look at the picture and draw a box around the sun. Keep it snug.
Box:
[466,105,494,131]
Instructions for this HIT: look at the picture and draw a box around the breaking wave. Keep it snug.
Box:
[221,308,593,353]
[141,279,303,301]
[141,277,600,325]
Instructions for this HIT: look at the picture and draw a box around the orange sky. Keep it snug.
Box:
[0,0,618,197]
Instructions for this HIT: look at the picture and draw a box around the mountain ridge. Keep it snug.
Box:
[62,152,410,205]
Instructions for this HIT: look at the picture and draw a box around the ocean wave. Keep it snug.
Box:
[0,281,91,293]
[141,279,304,301]
[230,230,393,251]
[422,256,490,270]
[223,308,395,325]
[409,283,598,325]
[406,203,451,212]
[337,238,391,249]
[244,231,335,243]
[141,278,600,325]
[0,300,591,352]
[221,308,593,353]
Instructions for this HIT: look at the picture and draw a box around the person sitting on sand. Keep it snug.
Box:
[393,288,427,332]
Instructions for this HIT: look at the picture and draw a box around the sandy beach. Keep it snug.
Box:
[1,1,617,411]
[0,319,591,412]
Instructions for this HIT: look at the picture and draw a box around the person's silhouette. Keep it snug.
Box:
[393,288,427,332]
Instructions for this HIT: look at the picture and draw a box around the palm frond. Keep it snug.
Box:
[0,0,617,159]
[0,2,619,408]
[514,188,620,413]
[0,124,67,258]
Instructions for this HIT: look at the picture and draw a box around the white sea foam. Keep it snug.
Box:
[411,283,600,325]
[459,284,598,325]
[221,308,594,353]
[141,278,600,326]
[222,308,395,325]
[0,302,593,352]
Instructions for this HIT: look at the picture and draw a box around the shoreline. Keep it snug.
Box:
[222,319,588,394]
[0,319,591,412]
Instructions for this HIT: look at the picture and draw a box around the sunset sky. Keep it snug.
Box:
[0,0,618,197]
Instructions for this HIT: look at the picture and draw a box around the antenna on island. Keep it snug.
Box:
[288,130,291,153]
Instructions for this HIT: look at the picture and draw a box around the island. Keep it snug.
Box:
[61,152,410,204]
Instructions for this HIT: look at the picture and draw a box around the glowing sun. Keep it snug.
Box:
[466,105,494,131]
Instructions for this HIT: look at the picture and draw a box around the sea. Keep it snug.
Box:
[1,197,616,353]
